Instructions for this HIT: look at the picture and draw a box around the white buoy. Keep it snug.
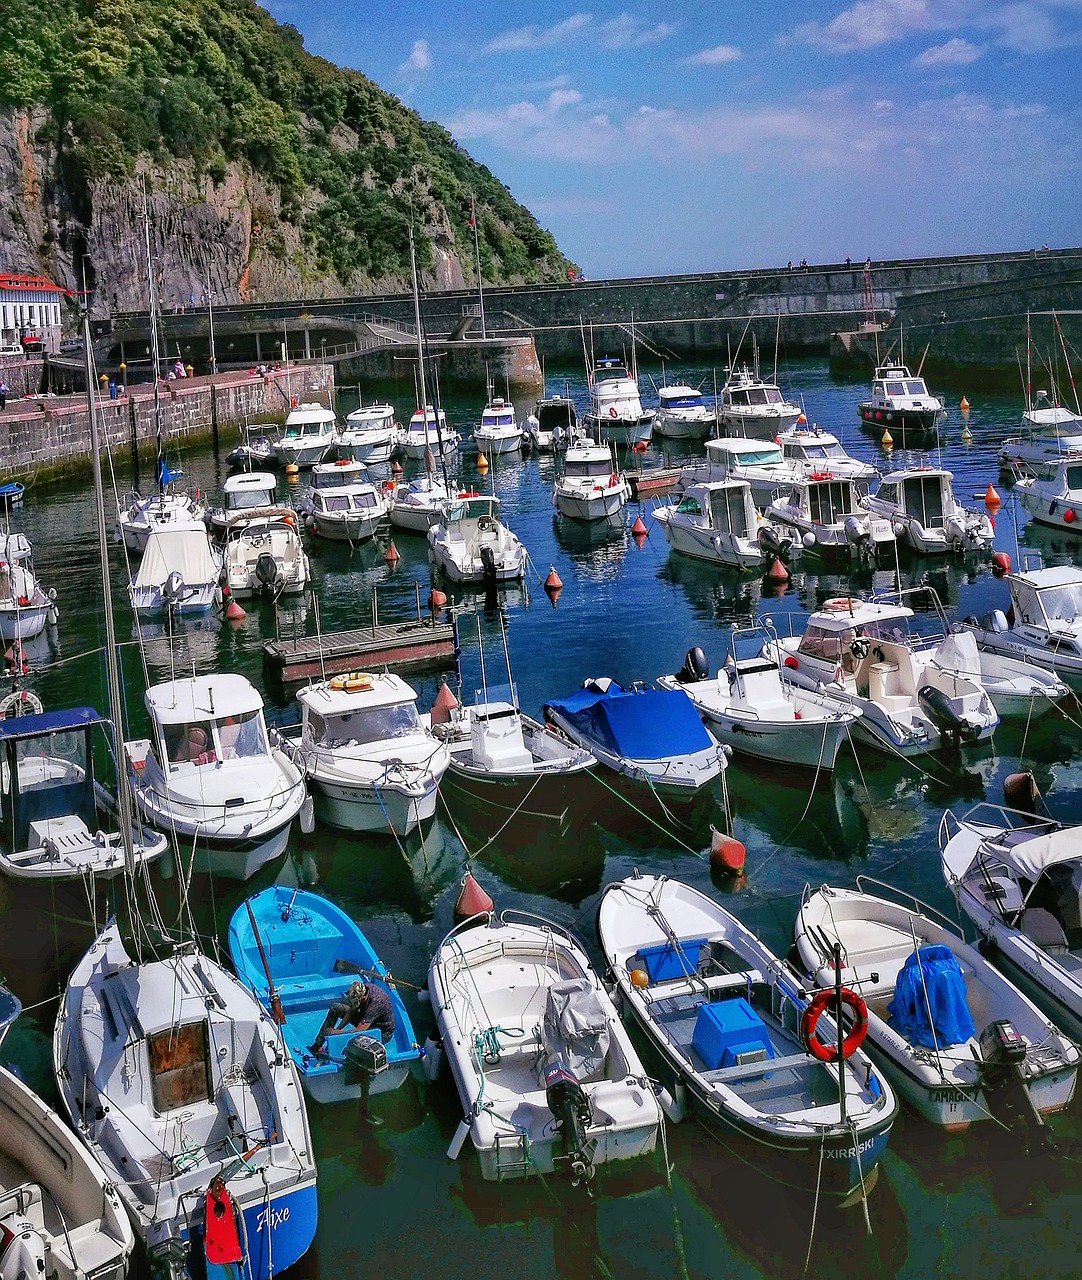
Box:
[447,1117,471,1160]
[423,1034,443,1082]
[655,1081,686,1124]
[299,795,315,835]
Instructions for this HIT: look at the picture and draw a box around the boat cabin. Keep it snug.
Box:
[783,474,864,523]
[1026,457,1082,491]
[872,367,931,401]
[659,386,706,410]
[671,482,756,539]
[796,601,916,678]
[1007,566,1082,639]
[593,358,632,385]
[873,469,952,527]
[480,400,516,427]
[563,450,616,480]
[223,471,276,513]
[142,676,270,774]
[299,674,423,749]
[282,403,336,439]
[780,430,859,468]
[724,384,785,408]
[705,439,784,469]
[345,403,396,429]
[534,397,577,432]
[310,460,372,490]
[439,494,503,534]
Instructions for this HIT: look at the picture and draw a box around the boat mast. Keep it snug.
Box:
[142,188,167,500]
[408,222,431,451]
[1025,310,1033,412]
[469,194,487,339]
[1053,311,1080,415]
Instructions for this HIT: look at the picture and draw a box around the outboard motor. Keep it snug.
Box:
[254,551,280,594]
[843,514,874,562]
[479,542,498,588]
[758,523,793,560]
[163,570,186,608]
[978,1019,1053,1154]
[0,1211,48,1280]
[676,646,709,684]
[344,1033,389,1124]
[917,683,981,744]
[538,978,609,1187]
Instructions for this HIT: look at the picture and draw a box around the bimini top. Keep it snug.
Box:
[0,706,105,741]
[993,826,1082,882]
[146,675,265,725]
[546,684,712,760]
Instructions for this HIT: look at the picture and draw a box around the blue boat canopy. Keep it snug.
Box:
[547,684,712,760]
[0,706,106,741]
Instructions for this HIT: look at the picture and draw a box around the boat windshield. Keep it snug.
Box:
[884,381,906,395]
[565,458,612,479]
[314,467,364,488]
[311,702,422,746]
[1033,582,1082,623]
[663,393,703,409]
[712,445,782,467]
[481,412,516,427]
[162,712,267,768]
[285,421,328,439]
[808,480,857,524]
[905,380,928,395]
[227,487,274,511]
[317,494,351,512]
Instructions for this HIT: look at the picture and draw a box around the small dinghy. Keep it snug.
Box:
[228,886,422,1105]
[226,423,278,470]
[542,678,727,797]
[795,882,1079,1130]
[0,983,134,1280]
[0,481,25,510]
[656,629,859,772]
[55,922,318,1280]
[429,909,662,1183]
[931,626,1069,718]
[941,802,1082,1042]
[598,873,898,1205]
[0,534,57,641]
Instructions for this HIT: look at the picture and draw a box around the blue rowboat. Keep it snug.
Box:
[228,885,423,1104]
[0,482,24,509]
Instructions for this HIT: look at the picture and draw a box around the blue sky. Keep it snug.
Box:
[263,1,1082,279]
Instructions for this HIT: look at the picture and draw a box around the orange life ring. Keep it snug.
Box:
[608,472,619,488]
[329,671,375,693]
[609,406,618,418]
[823,597,861,612]
[800,987,868,1062]
[335,458,351,466]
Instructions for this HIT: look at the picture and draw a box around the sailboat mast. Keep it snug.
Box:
[1026,309,1033,411]
[143,190,166,499]
[408,222,430,446]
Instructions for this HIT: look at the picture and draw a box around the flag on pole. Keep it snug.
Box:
[468,197,475,228]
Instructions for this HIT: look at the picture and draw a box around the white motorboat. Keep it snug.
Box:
[598,873,898,1205]
[117,484,207,556]
[402,406,460,460]
[768,472,896,563]
[677,436,806,510]
[427,494,527,584]
[0,706,168,881]
[795,882,1079,1129]
[657,630,859,771]
[863,465,993,554]
[125,674,307,880]
[275,402,339,467]
[962,561,1082,690]
[542,678,727,797]
[999,390,1082,471]
[857,363,944,443]
[205,470,277,538]
[552,441,630,521]
[1014,452,1082,532]
[524,395,577,452]
[127,521,222,618]
[0,985,134,1280]
[473,396,522,456]
[717,364,802,440]
[430,909,662,1183]
[55,922,318,1280]
[941,803,1082,1043]
[769,595,999,758]
[222,507,309,597]
[655,384,715,440]
[226,421,278,470]
[652,479,801,570]
[931,625,1069,719]
[0,533,57,640]
[389,472,455,533]
[339,402,400,464]
[297,459,387,542]
[582,357,655,447]
[276,671,449,836]
[778,427,878,487]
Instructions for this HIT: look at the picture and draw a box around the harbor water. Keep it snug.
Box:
[3,355,1082,1279]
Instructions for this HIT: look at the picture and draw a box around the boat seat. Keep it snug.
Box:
[1020,908,1070,953]
[700,1051,810,1084]
[976,871,1024,914]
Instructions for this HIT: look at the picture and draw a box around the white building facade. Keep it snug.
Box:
[0,273,65,352]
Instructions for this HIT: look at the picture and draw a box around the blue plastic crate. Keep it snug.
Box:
[636,936,707,983]
[692,997,774,1071]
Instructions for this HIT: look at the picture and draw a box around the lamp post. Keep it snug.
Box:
[205,259,217,375]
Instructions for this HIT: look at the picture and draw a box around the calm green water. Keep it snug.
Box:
[4,356,1082,1279]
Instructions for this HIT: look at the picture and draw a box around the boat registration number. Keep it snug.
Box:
[929,1086,976,1104]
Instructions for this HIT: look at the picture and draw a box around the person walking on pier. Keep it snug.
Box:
[0,381,8,410]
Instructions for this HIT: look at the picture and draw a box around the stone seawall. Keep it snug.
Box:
[0,364,334,484]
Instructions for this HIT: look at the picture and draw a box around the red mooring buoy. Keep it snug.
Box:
[991,551,1011,575]
[454,871,494,923]
[765,556,789,583]
[1003,771,1039,814]
[544,566,563,591]
[985,483,1001,509]
[384,541,400,564]
[631,515,648,536]
[430,680,459,725]
[428,588,447,614]
[710,826,746,874]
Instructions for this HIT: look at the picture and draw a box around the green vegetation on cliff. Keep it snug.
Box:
[0,0,572,286]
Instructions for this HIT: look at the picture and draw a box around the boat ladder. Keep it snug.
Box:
[494,1130,531,1180]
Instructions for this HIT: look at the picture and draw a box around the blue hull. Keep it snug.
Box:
[191,1182,317,1280]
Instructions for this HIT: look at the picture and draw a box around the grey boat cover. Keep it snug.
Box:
[538,977,611,1086]
[933,630,981,676]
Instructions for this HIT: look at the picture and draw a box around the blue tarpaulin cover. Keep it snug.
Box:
[887,944,975,1048]
[547,685,712,760]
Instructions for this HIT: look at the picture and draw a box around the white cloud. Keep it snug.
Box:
[913,36,984,65]
[792,0,929,52]
[548,88,584,111]
[399,39,431,74]
[597,13,675,48]
[483,13,591,53]
[684,44,742,65]
[482,11,673,55]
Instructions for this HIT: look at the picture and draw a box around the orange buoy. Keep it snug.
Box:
[629,968,650,989]
[286,463,300,484]
[710,826,746,874]
[960,395,970,411]
[881,429,893,447]
[454,871,494,923]
[764,556,789,583]
[632,440,649,454]
[797,413,806,423]
[384,541,400,563]
[631,515,648,536]
[544,566,563,592]
[430,680,459,725]
[985,483,1001,508]
[1003,771,1039,815]
[477,452,489,469]
[392,459,403,475]
[225,598,246,621]
[992,551,1010,575]
[428,588,447,614]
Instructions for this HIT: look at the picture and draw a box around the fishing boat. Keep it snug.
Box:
[0,984,135,1280]
[717,364,803,440]
[597,873,897,1205]
[0,480,25,509]
[222,508,309,599]
[427,494,527,584]
[339,402,400,464]
[655,384,715,440]
[524,394,577,452]
[228,886,423,1105]
[402,406,460,460]
[205,471,277,539]
[857,363,944,443]
[125,674,307,880]
[225,422,278,470]
[429,909,662,1183]
[863,465,993,554]
[297,459,388,542]
[778,427,878,488]
[128,521,222,618]
[769,595,998,758]
[542,678,727,797]
[275,402,339,468]
[55,921,318,1280]
[0,706,168,881]
[473,396,522,456]
[677,436,808,510]
[769,472,895,563]
[117,480,207,557]
[0,533,57,640]
[656,629,859,771]
[388,471,455,533]
[652,479,801,570]
[276,671,449,836]
[581,357,655,447]
[795,882,1079,1130]
[551,440,630,521]
[1014,452,1082,532]
[941,803,1082,1043]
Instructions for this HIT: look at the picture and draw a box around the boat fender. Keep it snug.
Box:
[329,672,375,692]
[299,795,315,834]
[800,987,868,1062]
[1003,771,1039,815]
[422,1033,443,1082]
[655,1081,686,1124]
[0,689,42,718]
[447,1118,472,1161]
[204,1176,244,1266]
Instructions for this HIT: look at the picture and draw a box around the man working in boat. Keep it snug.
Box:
[309,980,395,1056]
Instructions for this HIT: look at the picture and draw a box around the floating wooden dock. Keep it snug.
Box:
[627,467,682,499]
[263,618,456,686]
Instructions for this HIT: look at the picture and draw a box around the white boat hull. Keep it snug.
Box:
[652,509,763,569]
[553,484,628,522]
[309,774,439,835]
[473,431,522,456]
[308,510,384,542]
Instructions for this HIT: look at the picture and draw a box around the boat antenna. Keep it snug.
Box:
[497,605,513,691]
[476,615,490,706]
[1053,310,1081,415]
[712,367,720,439]
[772,313,781,385]
[142,184,167,502]
[1025,309,1033,412]
[421,311,452,492]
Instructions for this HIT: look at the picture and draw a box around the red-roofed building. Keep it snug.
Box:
[0,273,65,353]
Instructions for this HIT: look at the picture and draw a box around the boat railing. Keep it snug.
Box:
[853,875,965,939]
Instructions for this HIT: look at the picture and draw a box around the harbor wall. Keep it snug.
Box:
[0,364,334,483]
